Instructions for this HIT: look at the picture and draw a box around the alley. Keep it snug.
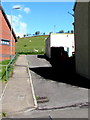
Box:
[8,55,89,118]
[25,55,88,118]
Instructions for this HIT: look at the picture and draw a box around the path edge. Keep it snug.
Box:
[26,56,38,109]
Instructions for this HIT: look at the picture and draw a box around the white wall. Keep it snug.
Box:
[50,33,74,57]
[46,33,75,58]
[45,36,51,58]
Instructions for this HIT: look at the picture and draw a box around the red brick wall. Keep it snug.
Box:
[0,56,10,61]
[0,9,16,61]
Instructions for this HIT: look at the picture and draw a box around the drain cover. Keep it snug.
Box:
[37,96,49,103]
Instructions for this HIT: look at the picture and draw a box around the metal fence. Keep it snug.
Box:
[0,54,18,81]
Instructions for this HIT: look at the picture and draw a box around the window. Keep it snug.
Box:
[1,39,10,45]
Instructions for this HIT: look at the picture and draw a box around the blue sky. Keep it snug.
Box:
[2,2,75,37]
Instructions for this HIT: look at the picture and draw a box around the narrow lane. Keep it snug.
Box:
[27,55,88,109]
[9,55,88,118]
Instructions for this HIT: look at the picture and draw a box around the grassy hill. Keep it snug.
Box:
[16,35,49,54]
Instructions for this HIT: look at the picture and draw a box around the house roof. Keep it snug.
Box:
[0,5,17,42]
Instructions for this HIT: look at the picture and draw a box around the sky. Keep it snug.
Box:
[1,2,75,37]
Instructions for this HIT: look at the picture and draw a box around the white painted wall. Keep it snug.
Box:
[46,33,74,58]
[45,36,51,58]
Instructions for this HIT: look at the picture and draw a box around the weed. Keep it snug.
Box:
[2,112,7,117]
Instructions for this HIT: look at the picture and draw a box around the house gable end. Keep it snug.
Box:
[0,5,17,42]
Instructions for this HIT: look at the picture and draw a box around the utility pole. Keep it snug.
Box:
[10,6,21,62]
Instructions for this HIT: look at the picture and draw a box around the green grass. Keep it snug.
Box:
[1,112,7,118]
[16,35,49,54]
[0,60,10,81]
[0,54,19,81]
[0,60,10,65]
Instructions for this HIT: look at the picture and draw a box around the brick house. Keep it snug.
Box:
[0,5,17,61]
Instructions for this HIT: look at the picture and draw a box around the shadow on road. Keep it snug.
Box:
[30,66,89,89]
[30,55,89,89]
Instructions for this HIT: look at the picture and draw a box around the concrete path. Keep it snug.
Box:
[0,82,2,99]
[0,55,36,115]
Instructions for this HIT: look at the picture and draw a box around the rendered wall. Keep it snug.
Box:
[45,36,51,58]
[88,2,90,78]
[74,2,89,79]
[46,33,74,58]
[50,33,74,57]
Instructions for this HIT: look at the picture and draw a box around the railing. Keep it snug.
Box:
[0,54,18,81]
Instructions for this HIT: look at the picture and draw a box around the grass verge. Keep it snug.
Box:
[0,54,19,82]
[0,60,10,81]
[17,51,45,55]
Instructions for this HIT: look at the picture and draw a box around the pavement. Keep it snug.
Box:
[0,55,89,118]
[0,55,37,116]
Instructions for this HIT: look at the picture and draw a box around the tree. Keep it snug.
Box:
[71,30,74,33]
[59,30,64,33]
[35,31,40,36]
[23,34,26,37]
[67,30,70,33]
[17,36,20,39]
[43,32,45,35]
[49,32,53,35]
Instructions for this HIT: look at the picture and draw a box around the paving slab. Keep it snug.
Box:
[0,82,2,98]
[0,55,35,114]
[0,82,2,115]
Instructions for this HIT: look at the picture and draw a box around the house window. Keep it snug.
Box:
[1,39,10,45]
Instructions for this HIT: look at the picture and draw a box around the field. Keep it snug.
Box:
[16,35,49,54]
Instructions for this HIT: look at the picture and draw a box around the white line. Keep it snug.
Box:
[27,67,38,108]
[0,81,8,115]
[26,55,37,108]
[0,82,8,101]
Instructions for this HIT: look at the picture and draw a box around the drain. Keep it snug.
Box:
[36,96,49,103]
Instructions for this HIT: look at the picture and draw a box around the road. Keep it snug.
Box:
[10,55,89,118]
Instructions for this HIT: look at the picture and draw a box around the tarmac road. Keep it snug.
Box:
[27,55,88,108]
[10,55,89,118]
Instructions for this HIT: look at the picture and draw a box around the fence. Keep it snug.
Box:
[0,54,18,81]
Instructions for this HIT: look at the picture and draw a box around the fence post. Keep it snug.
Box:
[6,65,8,81]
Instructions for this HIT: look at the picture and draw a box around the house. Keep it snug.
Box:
[0,5,17,61]
[45,33,75,59]
[74,2,90,79]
